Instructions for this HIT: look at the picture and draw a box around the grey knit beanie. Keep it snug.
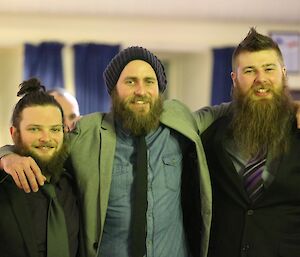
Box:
[103,46,167,95]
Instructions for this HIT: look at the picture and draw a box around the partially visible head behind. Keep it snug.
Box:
[232,27,284,71]
[47,88,80,131]
[103,46,167,95]
[10,78,66,180]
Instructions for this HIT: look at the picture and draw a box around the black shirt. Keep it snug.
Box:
[25,173,79,257]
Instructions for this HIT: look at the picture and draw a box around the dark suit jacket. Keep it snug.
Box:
[201,115,300,257]
[0,173,79,257]
[0,175,40,257]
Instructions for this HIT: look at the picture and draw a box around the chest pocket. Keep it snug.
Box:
[163,154,183,191]
[109,164,132,201]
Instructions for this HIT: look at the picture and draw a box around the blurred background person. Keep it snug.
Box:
[48,88,81,131]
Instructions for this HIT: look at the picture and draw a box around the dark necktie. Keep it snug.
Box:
[132,136,148,257]
[42,183,70,257]
[243,152,267,202]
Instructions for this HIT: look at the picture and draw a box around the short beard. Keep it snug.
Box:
[14,133,69,184]
[111,90,163,136]
[231,79,295,158]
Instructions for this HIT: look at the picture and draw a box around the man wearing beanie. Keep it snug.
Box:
[0,46,222,257]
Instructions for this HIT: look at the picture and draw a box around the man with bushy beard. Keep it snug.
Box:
[197,28,300,257]
[0,47,216,257]
[0,78,79,257]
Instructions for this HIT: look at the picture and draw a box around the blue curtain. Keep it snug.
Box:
[73,43,120,115]
[211,47,235,105]
[24,42,64,89]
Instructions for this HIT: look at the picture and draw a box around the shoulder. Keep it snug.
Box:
[78,112,104,127]
[162,99,194,121]
[194,102,232,133]
[66,112,106,146]
[71,112,109,134]
[161,99,197,133]
[0,172,12,185]
[163,99,191,113]
[0,174,18,197]
[200,115,231,145]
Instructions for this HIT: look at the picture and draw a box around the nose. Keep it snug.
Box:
[39,130,51,142]
[134,82,146,96]
[254,71,267,84]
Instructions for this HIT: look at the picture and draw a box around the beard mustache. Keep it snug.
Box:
[14,133,69,183]
[111,90,163,136]
[231,78,295,158]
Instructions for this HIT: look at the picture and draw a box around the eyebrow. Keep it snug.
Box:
[124,76,157,80]
[242,66,255,71]
[262,63,277,68]
[243,63,277,70]
[144,77,157,81]
[26,124,63,128]
[124,76,137,80]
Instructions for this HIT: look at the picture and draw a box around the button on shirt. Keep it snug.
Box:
[98,125,191,257]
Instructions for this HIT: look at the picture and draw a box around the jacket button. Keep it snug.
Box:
[93,242,98,250]
[247,209,254,215]
[242,244,250,251]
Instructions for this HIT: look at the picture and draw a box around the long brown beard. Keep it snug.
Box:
[111,90,163,136]
[231,79,295,158]
[14,133,68,183]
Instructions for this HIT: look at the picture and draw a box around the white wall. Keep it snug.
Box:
[0,13,300,145]
[0,46,22,145]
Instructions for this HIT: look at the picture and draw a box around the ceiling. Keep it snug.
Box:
[1,0,300,24]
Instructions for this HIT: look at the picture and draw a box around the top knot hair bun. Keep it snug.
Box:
[17,77,46,97]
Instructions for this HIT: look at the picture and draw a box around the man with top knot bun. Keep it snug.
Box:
[0,46,226,257]
[0,78,79,257]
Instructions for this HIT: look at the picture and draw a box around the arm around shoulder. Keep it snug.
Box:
[0,145,16,160]
[0,145,45,192]
[194,102,231,134]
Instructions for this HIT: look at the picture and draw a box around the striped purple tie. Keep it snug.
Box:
[243,152,266,202]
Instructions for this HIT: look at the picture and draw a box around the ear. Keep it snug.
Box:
[231,71,237,87]
[282,67,287,77]
[10,126,18,143]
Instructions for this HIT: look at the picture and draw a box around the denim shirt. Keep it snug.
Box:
[98,124,190,257]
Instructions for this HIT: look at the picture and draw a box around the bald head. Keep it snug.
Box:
[48,89,80,131]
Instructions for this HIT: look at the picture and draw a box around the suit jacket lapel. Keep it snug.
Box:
[212,117,250,204]
[160,100,199,142]
[4,180,39,257]
[262,154,282,193]
[99,112,117,234]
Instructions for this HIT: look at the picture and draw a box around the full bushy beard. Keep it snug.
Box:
[231,78,295,158]
[111,90,163,136]
[14,132,69,183]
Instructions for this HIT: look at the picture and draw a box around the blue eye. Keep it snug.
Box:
[51,127,63,133]
[265,68,274,72]
[125,79,134,85]
[28,127,39,132]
